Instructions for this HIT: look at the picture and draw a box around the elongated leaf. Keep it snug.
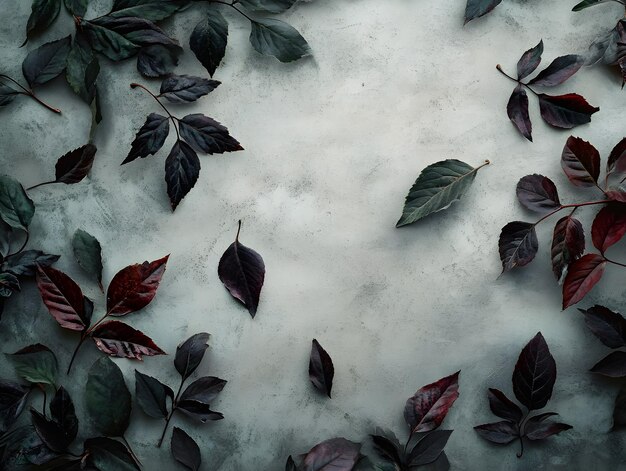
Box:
[309,339,334,398]
[178,114,244,155]
[84,437,139,471]
[525,420,572,440]
[171,427,201,471]
[2,250,59,277]
[106,254,169,316]
[607,137,626,175]
[516,174,560,213]
[529,55,584,86]
[159,75,220,103]
[592,205,626,254]
[551,215,585,281]
[109,0,186,21]
[464,0,503,24]
[613,384,626,429]
[49,387,78,445]
[218,220,265,317]
[538,93,599,129]
[55,144,97,184]
[561,136,600,187]
[512,332,556,410]
[0,175,35,231]
[36,265,88,332]
[91,320,166,359]
[190,10,228,77]
[238,0,296,13]
[487,388,522,422]
[370,432,402,466]
[591,351,626,377]
[573,0,612,11]
[123,113,169,165]
[0,219,10,257]
[85,357,131,436]
[64,0,89,16]
[301,438,361,471]
[137,44,179,78]
[404,371,460,433]
[407,430,452,466]
[8,344,57,386]
[26,0,62,41]
[179,376,227,405]
[135,370,172,419]
[0,83,18,107]
[474,421,518,444]
[72,229,103,286]
[0,381,29,433]
[517,40,543,79]
[580,305,626,348]
[507,85,532,141]
[176,400,224,423]
[562,254,606,309]
[22,36,71,88]
[165,140,201,210]
[249,18,311,63]
[397,159,487,227]
[498,221,538,272]
[175,332,210,381]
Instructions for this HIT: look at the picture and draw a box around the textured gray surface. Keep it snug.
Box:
[1,0,626,469]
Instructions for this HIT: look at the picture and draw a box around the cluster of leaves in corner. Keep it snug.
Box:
[474,333,571,457]
[0,144,97,321]
[499,135,626,309]
[135,332,227,470]
[124,75,243,210]
[497,41,598,141]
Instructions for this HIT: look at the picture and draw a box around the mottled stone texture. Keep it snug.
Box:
[1,0,625,469]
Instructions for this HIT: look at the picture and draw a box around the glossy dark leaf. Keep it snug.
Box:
[165,140,201,210]
[238,0,296,13]
[309,339,334,398]
[176,400,224,423]
[0,381,29,433]
[581,305,626,348]
[2,250,59,277]
[218,220,266,317]
[85,356,131,437]
[64,0,88,16]
[25,0,62,41]
[529,55,584,87]
[49,387,78,445]
[370,431,402,466]
[538,93,599,129]
[8,344,57,385]
[123,113,170,165]
[507,85,532,141]
[516,174,560,213]
[517,40,543,79]
[171,427,201,471]
[512,332,556,410]
[109,0,187,21]
[498,221,538,272]
[249,18,311,63]
[562,254,606,309]
[106,254,169,316]
[179,376,227,405]
[65,33,99,104]
[464,0,503,24]
[72,229,103,286]
[487,388,522,422]
[561,136,601,187]
[55,144,97,184]
[407,430,452,466]
[301,437,361,471]
[551,215,585,281]
[137,44,179,78]
[613,384,626,429]
[91,320,166,359]
[607,137,626,175]
[0,175,35,231]
[474,421,518,444]
[590,351,626,377]
[397,159,486,227]
[30,409,68,453]
[159,75,220,103]
[178,114,244,155]
[404,371,460,433]
[36,265,88,332]
[591,205,626,254]
[135,370,172,419]
[175,332,210,381]
[84,437,139,471]
[22,36,71,88]
[190,9,228,77]
[524,420,572,440]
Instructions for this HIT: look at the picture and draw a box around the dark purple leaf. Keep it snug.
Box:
[159,75,220,103]
[538,93,599,129]
[135,370,173,419]
[464,0,503,24]
[512,332,556,410]
[22,36,71,88]
[2,250,59,277]
[309,339,334,398]
[581,305,626,348]
[179,376,227,405]
[498,222,538,272]
[407,430,452,466]
[165,140,201,210]
[83,437,139,470]
[551,215,585,281]
[55,144,97,184]
[404,371,460,433]
[36,265,88,332]
[189,9,228,77]
[487,388,522,422]
[529,55,584,86]
[175,332,210,381]
[122,113,170,165]
[561,136,601,187]
[517,40,543,79]
[607,137,626,175]
[179,113,244,155]
[607,188,626,203]
[31,409,69,453]
[137,44,179,78]
[474,421,518,444]
[218,220,266,318]
[90,320,166,359]
[516,174,560,213]
[524,421,571,440]
[49,387,78,445]
[507,85,532,141]
[171,427,201,471]
[370,431,402,466]
[0,380,29,433]
[25,0,62,42]
[592,205,626,254]
[176,400,224,423]
[301,437,361,471]
[562,254,606,309]
[590,351,626,377]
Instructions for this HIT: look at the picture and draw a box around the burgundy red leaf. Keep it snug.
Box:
[507,85,532,141]
[36,265,88,332]
[580,305,626,348]
[524,420,572,440]
[516,174,560,213]
[591,205,626,254]
[551,215,585,281]
[498,222,538,272]
[562,254,606,309]
[538,93,599,129]
[561,136,601,187]
[90,320,165,359]
[404,371,460,433]
[607,137,626,175]
[512,332,556,410]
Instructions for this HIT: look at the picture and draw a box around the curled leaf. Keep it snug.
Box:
[309,339,334,398]
[517,40,543,79]
[507,85,532,141]
[72,229,103,287]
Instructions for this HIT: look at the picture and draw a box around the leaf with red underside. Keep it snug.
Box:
[507,85,532,141]
[524,419,572,440]
[538,94,599,129]
[516,174,560,213]
[561,136,601,187]
[607,137,626,175]
[512,332,556,410]
[404,371,460,433]
[301,437,361,471]
[592,205,626,254]
[90,320,165,359]
[36,265,88,332]
[580,305,626,348]
[517,40,543,80]
[498,222,538,272]
[607,188,626,203]
[551,215,585,281]
[562,254,606,309]
[488,388,522,422]
[590,351,626,377]
[106,255,169,316]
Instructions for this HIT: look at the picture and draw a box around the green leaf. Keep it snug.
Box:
[249,18,311,63]
[134,370,172,419]
[572,0,611,11]
[25,0,62,42]
[85,357,131,437]
[0,272,20,297]
[66,34,99,104]
[238,0,297,14]
[7,344,57,386]
[0,175,35,231]
[64,0,89,16]
[396,160,488,227]
[22,36,71,88]
[0,83,19,107]
[189,9,228,77]
[72,229,103,287]
[109,0,188,21]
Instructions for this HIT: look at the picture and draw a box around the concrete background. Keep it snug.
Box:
[1,0,626,469]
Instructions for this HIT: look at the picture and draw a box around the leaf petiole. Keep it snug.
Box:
[532,199,613,226]
[158,376,185,447]
[495,65,539,97]
[131,83,180,140]
[0,74,61,114]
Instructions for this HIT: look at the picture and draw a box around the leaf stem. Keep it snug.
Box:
[0,75,61,114]
[122,435,142,466]
[533,199,613,226]
[236,219,242,241]
[40,385,47,416]
[5,230,29,257]
[66,336,87,375]
[26,181,56,191]
[605,256,626,268]
[495,65,539,97]
[158,377,185,447]
[131,83,180,140]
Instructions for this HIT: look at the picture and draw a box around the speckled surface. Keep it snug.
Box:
[1,0,626,469]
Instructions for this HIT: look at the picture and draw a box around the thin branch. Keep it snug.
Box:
[533,200,613,226]
[26,181,56,191]
[605,256,626,268]
[0,74,61,114]
[158,376,186,447]
[131,82,180,140]
[495,65,539,97]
